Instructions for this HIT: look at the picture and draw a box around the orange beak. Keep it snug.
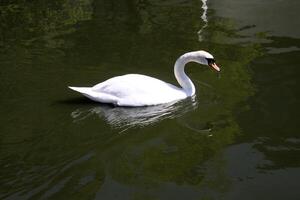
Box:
[209,63,221,72]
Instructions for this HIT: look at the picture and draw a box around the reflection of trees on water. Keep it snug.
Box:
[0,0,93,44]
[0,0,94,74]
[237,35,300,171]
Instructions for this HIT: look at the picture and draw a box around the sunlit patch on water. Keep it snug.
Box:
[198,0,208,41]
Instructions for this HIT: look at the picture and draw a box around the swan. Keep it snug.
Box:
[68,50,220,107]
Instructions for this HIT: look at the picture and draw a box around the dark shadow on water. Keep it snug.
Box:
[54,97,112,106]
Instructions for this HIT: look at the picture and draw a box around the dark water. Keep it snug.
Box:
[1,0,299,199]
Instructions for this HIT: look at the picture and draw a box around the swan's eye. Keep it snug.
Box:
[206,58,216,65]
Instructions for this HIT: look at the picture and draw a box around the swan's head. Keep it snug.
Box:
[192,50,221,72]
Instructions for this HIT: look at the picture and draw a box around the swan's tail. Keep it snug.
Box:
[68,86,119,105]
[68,86,92,94]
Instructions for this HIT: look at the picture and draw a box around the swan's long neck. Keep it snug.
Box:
[174,52,205,96]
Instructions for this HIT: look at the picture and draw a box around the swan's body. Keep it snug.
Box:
[69,51,220,107]
[69,74,186,106]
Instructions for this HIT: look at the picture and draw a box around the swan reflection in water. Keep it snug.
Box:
[71,97,198,131]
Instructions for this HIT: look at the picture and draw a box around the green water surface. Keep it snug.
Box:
[1,0,299,199]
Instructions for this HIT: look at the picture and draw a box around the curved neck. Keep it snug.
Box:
[174,52,204,96]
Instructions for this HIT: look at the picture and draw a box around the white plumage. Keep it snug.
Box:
[68,51,220,107]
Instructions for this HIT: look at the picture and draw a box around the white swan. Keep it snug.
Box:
[68,50,220,107]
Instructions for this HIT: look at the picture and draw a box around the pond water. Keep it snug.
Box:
[1,0,299,199]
